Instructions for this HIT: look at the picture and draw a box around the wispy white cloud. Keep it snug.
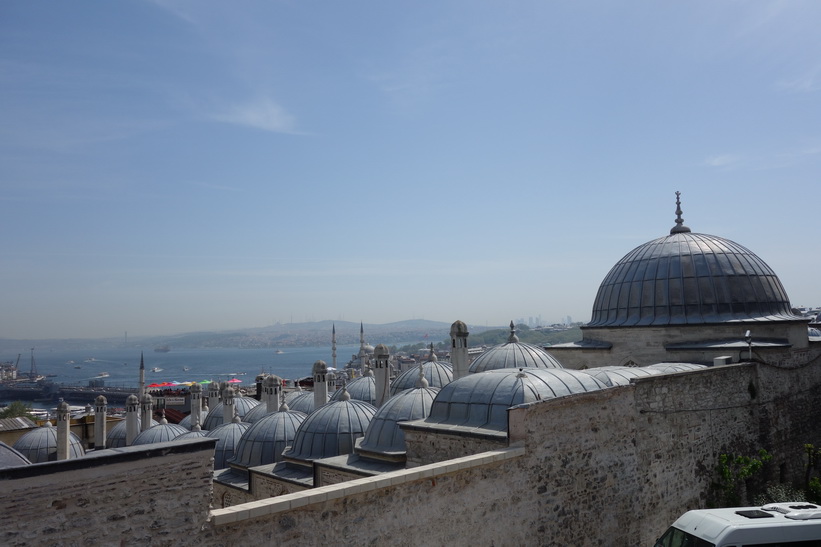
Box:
[209,98,298,134]
[703,154,742,169]
[776,66,821,93]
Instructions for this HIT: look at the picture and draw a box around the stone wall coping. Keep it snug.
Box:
[209,446,526,526]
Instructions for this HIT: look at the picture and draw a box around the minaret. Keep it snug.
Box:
[140,393,153,433]
[56,400,71,461]
[358,322,369,371]
[222,386,235,425]
[332,323,337,370]
[125,394,139,446]
[312,360,329,410]
[94,395,107,450]
[189,383,203,431]
[373,344,390,407]
[450,320,470,380]
[139,352,146,398]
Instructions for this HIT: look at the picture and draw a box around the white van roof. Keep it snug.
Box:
[669,503,821,545]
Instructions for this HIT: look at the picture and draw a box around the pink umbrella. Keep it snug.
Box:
[227,378,242,383]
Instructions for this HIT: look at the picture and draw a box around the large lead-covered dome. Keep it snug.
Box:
[588,194,798,327]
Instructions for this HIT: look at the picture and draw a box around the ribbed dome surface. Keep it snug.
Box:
[202,397,260,430]
[0,441,31,468]
[106,418,159,448]
[230,410,306,467]
[12,424,85,463]
[580,366,665,387]
[132,423,189,445]
[331,375,375,405]
[427,369,606,431]
[205,421,250,469]
[286,391,330,414]
[360,386,439,454]
[589,232,798,327]
[390,362,452,396]
[282,399,376,462]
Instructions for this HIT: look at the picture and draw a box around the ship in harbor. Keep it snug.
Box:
[154,345,171,353]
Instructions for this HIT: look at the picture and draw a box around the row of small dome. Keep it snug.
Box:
[2,362,705,471]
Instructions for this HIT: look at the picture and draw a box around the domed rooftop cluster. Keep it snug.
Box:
[202,395,260,430]
[132,417,188,446]
[106,417,159,448]
[206,417,251,469]
[468,322,563,373]
[426,368,607,431]
[588,192,800,327]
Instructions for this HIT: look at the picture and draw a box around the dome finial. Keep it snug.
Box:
[670,191,691,234]
[427,343,437,362]
[508,320,519,343]
[415,361,429,388]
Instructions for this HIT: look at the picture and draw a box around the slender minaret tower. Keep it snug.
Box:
[140,393,153,433]
[189,383,203,431]
[208,381,221,410]
[332,323,337,370]
[358,322,369,371]
[222,386,235,425]
[450,320,470,380]
[56,400,71,461]
[373,344,390,408]
[94,395,107,450]
[139,352,146,398]
[312,360,329,410]
[125,394,139,446]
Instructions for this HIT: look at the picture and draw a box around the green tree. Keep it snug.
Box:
[0,400,35,419]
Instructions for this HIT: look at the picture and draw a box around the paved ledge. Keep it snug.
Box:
[210,446,526,526]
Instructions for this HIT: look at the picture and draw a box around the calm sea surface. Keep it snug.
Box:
[6,346,362,390]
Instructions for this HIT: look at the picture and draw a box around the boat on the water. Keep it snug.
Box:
[95,372,110,378]
[151,367,163,373]
[183,366,190,372]
[154,345,171,353]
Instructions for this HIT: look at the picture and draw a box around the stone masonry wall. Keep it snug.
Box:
[0,438,215,547]
[204,358,821,546]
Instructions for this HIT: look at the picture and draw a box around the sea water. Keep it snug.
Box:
[8,345,362,390]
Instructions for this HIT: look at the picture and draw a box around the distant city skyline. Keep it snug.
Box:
[2,1,819,339]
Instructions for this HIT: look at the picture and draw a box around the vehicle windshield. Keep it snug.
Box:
[655,526,715,547]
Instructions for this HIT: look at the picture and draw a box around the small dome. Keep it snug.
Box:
[331,375,376,405]
[230,410,307,467]
[243,402,275,423]
[106,418,159,448]
[647,363,708,374]
[468,322,563,373]
[0,441,31,468]
[588,193,800,327]
[282,399,376,462]
[287,391,330,414]
[427,368,607,431]
[579,366,665,387]
[132,423,189,445]
[360,386,439,455]
[12,423,85,463]
[174,429,207,441]
[390,361,453,396]
[205,421,251,470]
[202,396,260,430]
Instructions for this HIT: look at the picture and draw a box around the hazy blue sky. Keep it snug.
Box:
[2,1,820,339]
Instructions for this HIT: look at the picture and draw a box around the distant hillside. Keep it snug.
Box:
[0,320,504,352]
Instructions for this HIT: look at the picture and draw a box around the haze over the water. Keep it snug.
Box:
[1,1,819,340]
